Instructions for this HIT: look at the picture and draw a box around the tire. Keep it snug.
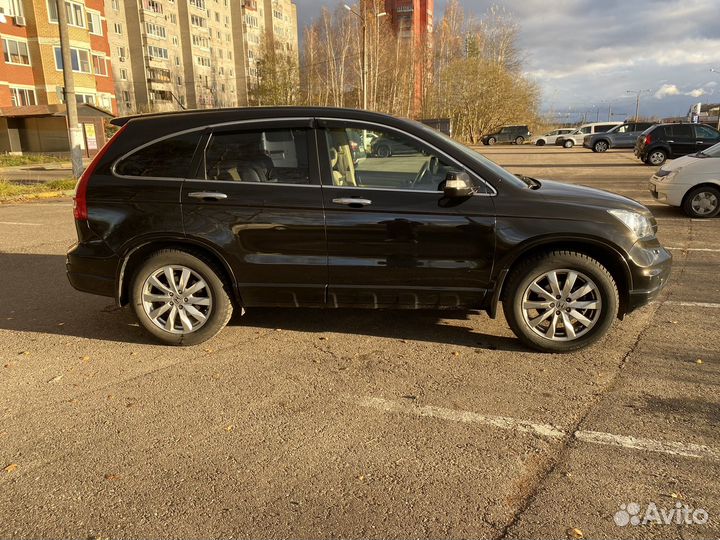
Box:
[593,140,609,153]
[563,139,574,148]
[515,136,525,145]
[535,139,546,146]
[646,149,667,166]
[488,137,497,146]
[131,249,233,346]
[502,251,619,353]
[682,186,720,218]
[376,144,391,158]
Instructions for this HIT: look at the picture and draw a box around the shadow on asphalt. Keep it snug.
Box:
[0,252,523,352]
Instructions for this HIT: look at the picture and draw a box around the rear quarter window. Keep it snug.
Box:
[114,131,201,178]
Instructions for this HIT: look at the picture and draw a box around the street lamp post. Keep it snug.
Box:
[711,68,720,130]
[626,89,651,121]
[344,2,386,111]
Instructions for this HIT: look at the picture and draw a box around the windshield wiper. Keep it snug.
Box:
[516,174,542,189]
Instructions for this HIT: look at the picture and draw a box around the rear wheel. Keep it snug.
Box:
[503,251,619,353]
[682,186,720,218]
[593,140,609,153]
[563,139,574,148]
[535,139,546,146]
[515,136,525,145]
[646,149,667,166]
[131,249,233,345]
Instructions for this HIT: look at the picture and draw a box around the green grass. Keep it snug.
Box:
[0,154,67,168]
[0,178,77,199]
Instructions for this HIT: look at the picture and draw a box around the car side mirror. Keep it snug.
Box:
[443,171,473,198]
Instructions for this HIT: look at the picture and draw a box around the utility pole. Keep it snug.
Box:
[56,0,84,178]
[711,68,720,130]
[626,89,651,122]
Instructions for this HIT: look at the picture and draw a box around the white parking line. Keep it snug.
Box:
[0,221,42,226]
[357,396,565,440]
[666,247,720,253]
[357,396,720,461]
[664,301,720,309]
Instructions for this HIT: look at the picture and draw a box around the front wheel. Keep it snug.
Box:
[487,137,497,146]
[593,140,609,153]
[535,139,546,146]
[503,251,619,353]
[131,249,233,345]
[682,186,720,218]
[563,139,574,148]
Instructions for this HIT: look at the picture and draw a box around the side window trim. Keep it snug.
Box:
[316,118,496,196]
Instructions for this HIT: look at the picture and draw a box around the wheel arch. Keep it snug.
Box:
[488,237,632,319]
[116,238,239,307]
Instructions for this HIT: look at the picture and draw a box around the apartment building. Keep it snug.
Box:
[103,0,134,115]
[232,0,298,107]
[0,0,117,111]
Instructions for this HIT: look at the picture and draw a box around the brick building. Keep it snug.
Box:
[0,0,117,112]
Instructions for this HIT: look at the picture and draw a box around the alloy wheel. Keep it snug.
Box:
[595,141,609,152]
[521,269,602,341]
[649,151,666,165]
[690,191,719,216]
[141,265,213,334]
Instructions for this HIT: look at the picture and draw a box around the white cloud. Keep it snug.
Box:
[686,88,706,98]
[655,84,680,99]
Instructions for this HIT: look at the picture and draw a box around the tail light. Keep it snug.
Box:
[73,123,127,220]
[643,134,652,146]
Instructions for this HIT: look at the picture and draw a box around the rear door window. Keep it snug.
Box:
[670,125,693,139]
[114,131,201,178]
[595,124,617,133]
[201,128,311,184]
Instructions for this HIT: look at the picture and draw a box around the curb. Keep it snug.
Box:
[0,190,74,204]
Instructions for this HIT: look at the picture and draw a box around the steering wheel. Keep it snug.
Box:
[410,156,439,189]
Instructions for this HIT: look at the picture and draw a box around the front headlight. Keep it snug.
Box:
[655,169,677,182]
[608,209,654,239]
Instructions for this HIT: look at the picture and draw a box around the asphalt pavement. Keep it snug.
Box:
[0,146,718,539]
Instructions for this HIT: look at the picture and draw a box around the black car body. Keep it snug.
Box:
[481,125,531,145]
[67,107,671,352]
[583,122,655,152]
[635,122,720,165]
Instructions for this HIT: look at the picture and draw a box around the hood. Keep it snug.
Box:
[657,154,699,173]
[536,179,649,214]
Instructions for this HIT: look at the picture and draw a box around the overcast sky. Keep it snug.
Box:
[296,0,720,120]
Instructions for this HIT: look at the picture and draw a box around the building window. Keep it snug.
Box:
[192,35,209,48]
[75,94,95,105]
[2,38,30,65]
[111,0,119,10]
[146,22,166,38]
[92,54,107,76]
[174,56,180,66]
[148,45,169,60]
[48,0,85,27]
[10,87,37,106]
[120,67,128,80]
[142,0,162,14]
[87,11,102,35]
[189,0,205,8]
[190,14,206,27]
[122,90,130,101]
[195,55,210,67]
[169,13,176,23]
[54,47,91,73]
[172,36,178,45]
[117,46,126,58]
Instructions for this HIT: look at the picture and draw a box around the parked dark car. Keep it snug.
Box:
[635,123,720,165]
[67,107,671,353]
[481,125,531,146]
[583,122,655,153]
[369,132,420,157]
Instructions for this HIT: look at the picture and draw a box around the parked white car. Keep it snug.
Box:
[648,141,720,218]
[555,122,623,148]
[532,128,575,146]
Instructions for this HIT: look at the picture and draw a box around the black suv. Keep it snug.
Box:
[67,107,671,352]
[481,125,531,145]
[635,122,720,165]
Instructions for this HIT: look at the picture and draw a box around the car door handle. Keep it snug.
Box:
[332,197,372,207]
[188,191,228,201]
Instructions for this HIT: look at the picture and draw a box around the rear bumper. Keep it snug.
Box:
[66,241,119,298]
[626,243,672,312]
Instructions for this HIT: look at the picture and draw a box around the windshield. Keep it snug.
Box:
[699,141,720,157]
[413,121,529,188]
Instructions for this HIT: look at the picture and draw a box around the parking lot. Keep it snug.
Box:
[1,145,718,539]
